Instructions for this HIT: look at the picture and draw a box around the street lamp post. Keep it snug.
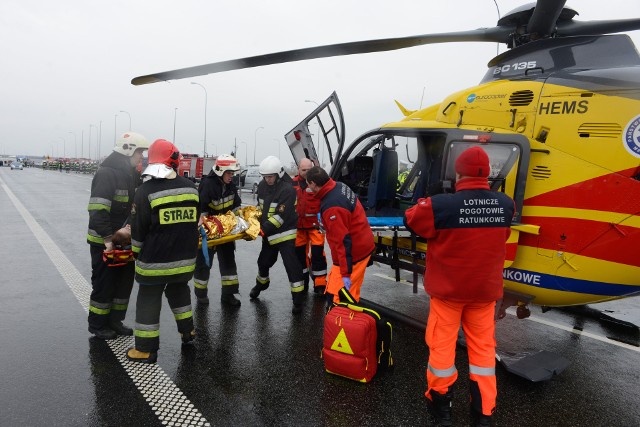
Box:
[68,131,77,158]
[240,141,247,166]
[114,114,118,145]
[191,82,208,157]
[254,126,264,165]
[98,120,102,161]
[89,124,97,161]
[119,110,131,131]
[59,136,66,158]
[173,108,178,142]
[273,138,281,158]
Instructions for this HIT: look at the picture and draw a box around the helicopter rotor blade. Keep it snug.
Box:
[556,18,640,37]
[131,27,513,85]
[527,0,567,37]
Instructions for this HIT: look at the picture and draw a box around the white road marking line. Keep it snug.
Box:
[372,272,415,286]
[372,271,639,352]
[504,307,640,353]
[0,176,210,427]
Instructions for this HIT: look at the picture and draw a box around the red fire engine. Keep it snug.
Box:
[178,154,217,182]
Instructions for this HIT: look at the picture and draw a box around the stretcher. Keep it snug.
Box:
[367,217,522,293]
[367,217,424,293]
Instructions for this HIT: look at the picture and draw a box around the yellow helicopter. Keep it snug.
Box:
[132,1,640,320]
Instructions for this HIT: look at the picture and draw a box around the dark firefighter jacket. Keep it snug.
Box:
[292,175,321,229]
[256,174,298,245]
[131,176,200,285]
[198,172,241,216]
[87,151,137,247]
[315,179,375,277]
[404,177,515,303]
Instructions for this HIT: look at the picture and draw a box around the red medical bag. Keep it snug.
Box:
[323,304,378,383]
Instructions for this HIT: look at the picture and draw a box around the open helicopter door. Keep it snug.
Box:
[284,91,346,171]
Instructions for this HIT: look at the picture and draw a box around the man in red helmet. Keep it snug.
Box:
[192,154,243,306]
[126,139,199,364]
[292,158,328,294]
[86,132,149,340]
[404,145,515,427]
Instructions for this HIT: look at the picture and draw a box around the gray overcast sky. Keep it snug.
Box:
[1,0,639,165]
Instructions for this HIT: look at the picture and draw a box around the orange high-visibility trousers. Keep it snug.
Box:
[425,297,497,416]
[327,254,371,303]
[295,229,328,287]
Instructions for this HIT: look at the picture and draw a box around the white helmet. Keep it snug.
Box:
[213,154,240,177]
[259,156,284,178]
[113,132,149,156]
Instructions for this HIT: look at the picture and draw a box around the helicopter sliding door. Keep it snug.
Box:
[284,91,345,170]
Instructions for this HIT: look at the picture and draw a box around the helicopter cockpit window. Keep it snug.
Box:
[444,142,520,194]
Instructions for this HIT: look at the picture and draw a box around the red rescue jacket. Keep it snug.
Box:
[292,175,321,229]
[404,177,515,303]
[316,179,375,277]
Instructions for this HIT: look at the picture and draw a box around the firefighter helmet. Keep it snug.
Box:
[213,154,240,177]
[113,132,149,156]
[148,139,181,170]
[259,156,284,178]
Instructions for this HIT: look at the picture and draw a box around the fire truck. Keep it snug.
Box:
[178,154,217,182]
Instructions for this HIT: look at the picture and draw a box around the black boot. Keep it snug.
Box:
[250,279,269,299]
[313,285,326,295]
[427,391,452,426]
[470,409,492,427]
[109,321,133,336]
[194,288,209,305]
[221,293,241,307]
[181,330,196,346]
[88,326,117,340]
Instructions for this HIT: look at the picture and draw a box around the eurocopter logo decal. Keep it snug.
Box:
[623,114,640,158]
[467,93,506,103]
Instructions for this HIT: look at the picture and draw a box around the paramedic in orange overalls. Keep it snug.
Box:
[404,146,515,427]
[306,166,374,305]
[292,158,328,294]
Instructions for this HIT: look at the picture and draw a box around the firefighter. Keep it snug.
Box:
[292,158,327,294]
[126,139,200,364]
[193,154,243,307]
[250,156,306,314]
[86,131,149,340]
[305,167,375,305]
[404,146,515,427]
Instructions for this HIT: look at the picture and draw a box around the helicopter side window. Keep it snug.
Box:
[444,142,520,194]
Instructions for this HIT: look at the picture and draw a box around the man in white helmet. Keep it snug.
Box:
[192,154,243,306]
[251,156,306,314]
[86,132,149,340]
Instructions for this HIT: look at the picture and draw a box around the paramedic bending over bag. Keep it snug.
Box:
[404,146,515,427]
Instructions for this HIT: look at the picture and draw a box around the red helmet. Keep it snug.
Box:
[148,139,181,170]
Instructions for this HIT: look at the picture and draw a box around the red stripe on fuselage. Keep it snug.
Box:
[518,216,640,267]
[525,167,640,215]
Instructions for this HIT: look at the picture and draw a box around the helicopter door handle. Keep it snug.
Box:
[442,101,456,115]
[559,252,579,271]
[510,109,517,127]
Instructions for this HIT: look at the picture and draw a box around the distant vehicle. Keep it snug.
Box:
[10,162,23,170]
[242,166,262,193]
[178,153,217,182]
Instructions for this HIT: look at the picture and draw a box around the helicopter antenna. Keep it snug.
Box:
[492,0,501,55]
[419,86,426,109]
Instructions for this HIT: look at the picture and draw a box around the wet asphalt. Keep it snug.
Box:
[1,167,639,427]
